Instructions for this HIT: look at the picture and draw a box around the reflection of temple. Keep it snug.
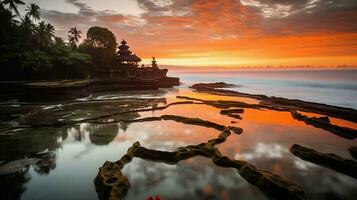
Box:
[91,39,180,90]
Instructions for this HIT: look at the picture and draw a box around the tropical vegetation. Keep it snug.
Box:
[0,0,100,81]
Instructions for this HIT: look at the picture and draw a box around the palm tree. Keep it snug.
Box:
[26,3,40,21]
[68,27,82,44]
[0,3,18,42]
[45,23,55,38]
[1,0,25,16]
[35,21,54,49]
[20,14,34,33]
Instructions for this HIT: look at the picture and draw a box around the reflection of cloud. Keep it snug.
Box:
[123,157,266,199]
[293,158,316,170]
[234,143,288,160]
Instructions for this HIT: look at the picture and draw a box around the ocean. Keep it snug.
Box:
[2,69,357,200]
[169,68,357,109]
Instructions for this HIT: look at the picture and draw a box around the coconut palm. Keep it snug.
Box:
[19,15,35,45]
[0,3,18,42]
[1,0,25,16]
[35,21,54,48]
[45,23,55,38]
[26,3,40,21]
[20,14,34,32]
[0,3,18,24]
[68,27,82,44]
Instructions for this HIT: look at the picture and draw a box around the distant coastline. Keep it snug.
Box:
[164,65,357,72]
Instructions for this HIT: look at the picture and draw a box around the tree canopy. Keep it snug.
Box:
[0,1,125,81]
[0,2,92,80]
[86,26,116,50]
[79,26,117,68]
[68,27,82,48]
[26,3,40,21]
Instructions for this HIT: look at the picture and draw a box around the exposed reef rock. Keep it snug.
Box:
[133,143,219,164]
[290,111,357,140]
[221,109,244,120]
[94,115,230,132]
[221,108,244,114]
[94,161,129,200]
[228,126,243,134]
[191,82,357,123]
[95,128,305,200]
[0,158,40,176]
[290,144,357,179]
[238,163,305,200]
[94,142,141,200]
[176,95,260,109]
[348,146,357,160]
[161,115,226,131]
[191,82,235,89]
[11,100,198,129]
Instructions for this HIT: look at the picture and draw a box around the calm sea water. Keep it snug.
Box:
[1,69,357,200]
[169,68,357,109]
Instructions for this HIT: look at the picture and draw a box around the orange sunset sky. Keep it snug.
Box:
[20,0,357,67]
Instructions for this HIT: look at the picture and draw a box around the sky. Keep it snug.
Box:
[19,0,357,67]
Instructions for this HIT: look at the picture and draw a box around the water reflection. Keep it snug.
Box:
[0,168,31,200]
[0,89,356,200]
[0,127,66,199]
[123,157,266,200]
[0,90,173,199]
[217,109,357,199]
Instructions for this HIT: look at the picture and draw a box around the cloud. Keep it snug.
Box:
[35,0,357,66]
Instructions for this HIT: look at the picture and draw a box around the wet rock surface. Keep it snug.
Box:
[290,144,357,179]
[96,126,306,200]
[176,95,262,110]
[290,110,357,139]
[1,98,197,130]
[0,158,40,176]
[348,146,357,160]
[2,85,356,200]
[94,142,141,200]
[191,82,236,89]
[191,82,357,123]
[221,108,245,114]
[238,163,305,200]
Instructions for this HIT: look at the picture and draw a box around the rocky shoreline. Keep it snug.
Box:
[290,144,357,179]
[191,82,357,123]
[92,82,357,200]
[0,77,180,101]
[1,81,356,200]
[95,121,305,200]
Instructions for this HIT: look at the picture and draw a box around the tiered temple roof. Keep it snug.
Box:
[117,40,141,64]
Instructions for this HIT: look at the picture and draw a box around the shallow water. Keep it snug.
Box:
[169,68,357,109]
[0,87,356,200]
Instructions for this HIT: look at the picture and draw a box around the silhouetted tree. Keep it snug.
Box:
[68,27,82,48]
[25,3,40,21]
[19,15,34,45]
[0,4,18,43]
[79,26,117,68]
[0,2,92,80]
[1,0,25,16]
[34,21,53,49]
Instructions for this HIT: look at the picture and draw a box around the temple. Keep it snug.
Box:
[91,39,180,91]
[116,40,141,78]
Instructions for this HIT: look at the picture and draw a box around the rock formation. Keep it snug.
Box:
[290,144,357,179]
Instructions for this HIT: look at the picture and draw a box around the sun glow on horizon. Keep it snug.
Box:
[142,55,357,68]
[23,0,357,68]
